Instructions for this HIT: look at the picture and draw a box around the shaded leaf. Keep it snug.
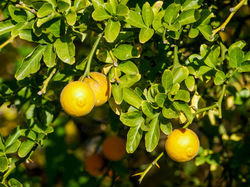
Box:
[15,45,46,80]
[123,88,143,109]
[105,20,120,43]
[145,114,160,152]
[139,27,154,44]
[54,38,75,64]
[18,139,35,158]
[120,110,144,127]
[126,125,143,153]
[142,101,155,119]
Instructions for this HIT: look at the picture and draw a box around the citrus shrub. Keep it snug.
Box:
[60,81,95,117]
[85,153,106,177]
[83,72,111,107]
[165,128,200,162]
[102,136,126,161]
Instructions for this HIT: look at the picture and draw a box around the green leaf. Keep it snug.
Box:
[37,3,53,18]
[185,76,195,91]
[155,93,167,107]
[173,101,193,123]
[126,125,143,153]
[126,10,146,28]
[92,0,104,9]
[162,70,173,92]
[92,7,111,21]
[119,74,141,88]
[162,106,179,119]
[0,20,15,35]
[8,5,27,23]
[152,10,165,32]
[105,20,120,43]
[172,66,189,84]
[5,140,21,154]
[152,1,163,15]
[238,61,250,72]
[113,44,140,60]
[112,84,123,104]
[74,0,89,11]
[177,9,200,26]
[197,65,212,76]
[57,0,71,12]
[169,83,180,95]
[159,117,172,135]
[139,27,154,44]
[198,25,213,41]
[43,44,56,67]
[120,110,144,127]
[229,48,244,68]
[123,88,143,109]
[116,4,129,17]
[145,114,160,152]
[214,71,226,85]
[66,8,77,26]
[18,139,35,158]
[142,2,154,27]
[15,45,46,80]
[228,40,246,54]
[118,61,139,75]
[204,45,220,68]
[142,101,155,119]
[182,0,203,11]
[173,90,190,102]
[54,38,75,64]
[0,137,4,152]
[5,128,25,148]
[8,178,23,187]
[164,3,181,25]
[46,18,61,37]
[0,156,8,172]
[188,27,199,38]
[37,13,56,27]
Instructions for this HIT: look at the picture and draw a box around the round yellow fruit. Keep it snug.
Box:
[60,81,95,117]
[102,135,126,161]
[83,72,111,107]
[165,128,200,162]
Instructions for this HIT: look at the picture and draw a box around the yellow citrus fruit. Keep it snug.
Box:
[83,72,111,107]
[165,128,200,162]
[102,135,126,161]
[60,81,95,117]
[85,153,106,177]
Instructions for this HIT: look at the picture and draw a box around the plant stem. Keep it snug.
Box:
[133,152,164,183]
[217,84,226,118]
[1,164,15,183]
[0,35,16,51]
[38,68,57,95]
[16,2,36,14]
[79,32,103,81]
[210,0,247,39]
[183,84,226,128]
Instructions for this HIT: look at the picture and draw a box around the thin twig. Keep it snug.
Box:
[133,152,164,183]
[183,84,227,128]
[0,35,16,51]
[210,0,247,39]
[38,68,57,95]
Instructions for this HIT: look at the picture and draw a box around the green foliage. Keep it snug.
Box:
[0,0,249,186]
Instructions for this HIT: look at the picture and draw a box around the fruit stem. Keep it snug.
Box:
[38,68,57,95]
[79,32,103,81]
[133,152,164,184]
[0,35,16,51]
[210,0,247,39]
